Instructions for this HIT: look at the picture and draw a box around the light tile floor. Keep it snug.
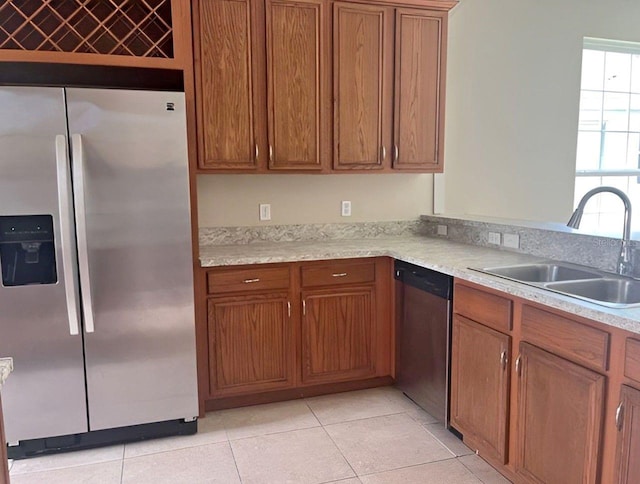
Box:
[8,387,511,483]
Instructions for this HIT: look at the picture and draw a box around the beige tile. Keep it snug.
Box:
[231,427,355,484]
[10,460,122,484]
[423,423,474,456]
[326,479,363,484]
[359,459,481,484]
[221,399,320,440]
[405,407,439,426]
[306,387,419,425]
[325,413,454,475]
[122,441,239,484]
[10,445,124,475]
[124,412,227,458]
[459,455,512,484]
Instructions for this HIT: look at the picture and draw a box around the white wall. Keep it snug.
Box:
[198,174,433,227]
[443,0,640,223]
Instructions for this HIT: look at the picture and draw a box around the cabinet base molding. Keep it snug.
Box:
[205,376,393,411]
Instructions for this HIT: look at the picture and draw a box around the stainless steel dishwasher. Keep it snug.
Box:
[394,260,452,424]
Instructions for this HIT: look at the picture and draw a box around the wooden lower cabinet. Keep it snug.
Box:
[203,258,392,404]
[207,292,294,396]
[301,287,376,384]
[616,385,640,483]
[516,342,605,484]
[450,314,510,464]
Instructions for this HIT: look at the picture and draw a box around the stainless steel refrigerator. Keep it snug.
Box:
[0,86,198,458]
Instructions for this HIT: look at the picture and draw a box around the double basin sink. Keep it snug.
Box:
[474,262,640,308]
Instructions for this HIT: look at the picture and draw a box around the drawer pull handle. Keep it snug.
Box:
[515,354,522,375]
[332,273,348,277]
[243,278,260,284]
[616,402,625,431]
[500,350,508,370]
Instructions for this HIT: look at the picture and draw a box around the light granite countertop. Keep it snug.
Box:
[0,358,13,389]
[200,235,640,335]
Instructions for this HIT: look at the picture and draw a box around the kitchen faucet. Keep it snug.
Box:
[567,186,633,276]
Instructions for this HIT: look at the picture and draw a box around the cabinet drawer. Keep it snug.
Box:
[301,261,375,288]
[207,266,290,294]
[625,338,640,383]
[521,305,610,372]
[453,283,512,332]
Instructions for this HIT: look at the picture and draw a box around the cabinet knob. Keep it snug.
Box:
[243,278,260,284]
[332,272,348,278]
[255,144,259,161]
[287,301,291,318]
[500,350,508,370]
[302,299,306,315]
[616,402,625,431]
[393,145,399,163]
[515,354,522,375]
[269,145,273,163]
[381,146,386,161]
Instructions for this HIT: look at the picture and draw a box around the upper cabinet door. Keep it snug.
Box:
[195,0,267,170]
[266,0,329,171]
[333,3,393,170]
[393,9,447,172]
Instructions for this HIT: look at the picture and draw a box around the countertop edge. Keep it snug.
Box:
[0,358,13,389]
[199,237,640,335]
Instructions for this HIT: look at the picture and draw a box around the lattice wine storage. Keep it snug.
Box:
[0,0,174,58]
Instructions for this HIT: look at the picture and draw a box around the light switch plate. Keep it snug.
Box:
[259,203,271,221]
[503,233,520,249]
[488,232,501,245]
[437,224,448,236]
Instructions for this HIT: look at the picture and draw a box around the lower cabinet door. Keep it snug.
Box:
[516,342,605,484]
[207,292,294,396]
[301,287,376,384]
[615,385,640,483]
[450,315,511,464]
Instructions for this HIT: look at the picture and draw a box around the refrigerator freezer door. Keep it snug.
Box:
[66,89,198,430]
[0,87,88,442]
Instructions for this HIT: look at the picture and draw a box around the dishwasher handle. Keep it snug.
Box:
[395,265,452,300]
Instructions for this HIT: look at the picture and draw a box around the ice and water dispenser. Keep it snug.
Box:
[0,215,57,286]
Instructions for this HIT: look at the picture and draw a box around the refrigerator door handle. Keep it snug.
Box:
[55,135,81,336]
[71,134,96,334]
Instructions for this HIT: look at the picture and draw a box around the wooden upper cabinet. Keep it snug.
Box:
[393,8,447,172]
[450,315,511,464]
[615,385,640,484]
[266,0,329,171]
[333,3,393,170]
[516,342,605,484]
[301,287,376,384]
[0,0,191,69]
[194,0,267,170]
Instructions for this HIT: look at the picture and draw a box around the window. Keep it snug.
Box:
[575,38,640,234]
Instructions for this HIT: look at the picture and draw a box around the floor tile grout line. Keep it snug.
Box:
[354,454,462,479]
[458,455,511,484]
[225,440,244,484]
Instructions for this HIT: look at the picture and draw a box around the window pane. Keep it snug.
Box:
[632,55,640,94]
[578,90,603,130]
[630,94,640,131]
[604,52,632,92]
[603,92,630,131]
[601,132,629,169]
[628,133,640,169]
[581,50,605,91]
[575,131,602,170]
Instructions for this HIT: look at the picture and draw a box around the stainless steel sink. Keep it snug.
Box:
[545,279,640,308]
[472,262,640,308]
[480,263,602,283]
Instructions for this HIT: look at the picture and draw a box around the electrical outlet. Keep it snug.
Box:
[259,203,271,221]
[341,200,351,217]
[488,232,501,245]
[437,224,448,236]
[503,233,520,249]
